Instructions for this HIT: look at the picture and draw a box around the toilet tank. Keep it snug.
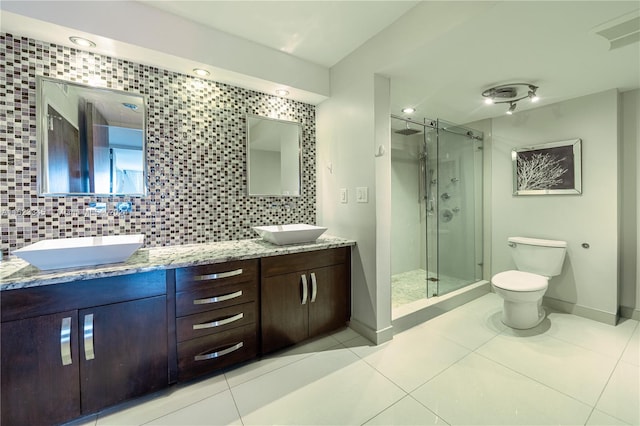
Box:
[508,237,567,277]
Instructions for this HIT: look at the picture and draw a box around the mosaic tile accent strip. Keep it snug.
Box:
[0,33,316,258]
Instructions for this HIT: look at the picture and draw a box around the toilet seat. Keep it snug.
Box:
[492,270,548,292]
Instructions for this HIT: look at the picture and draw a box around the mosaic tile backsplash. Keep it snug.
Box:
[0,33,316,259]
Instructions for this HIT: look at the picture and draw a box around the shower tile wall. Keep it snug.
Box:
[0,33,316,258]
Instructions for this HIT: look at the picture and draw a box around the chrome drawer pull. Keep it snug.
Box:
[193,313,244,330]
[301,274,308,305]
[193,290,243,305]
[60,317,72,366]
[194,268,243,281]
[194,342,244,361]
[84,314,95,361]
[310,272,317,303]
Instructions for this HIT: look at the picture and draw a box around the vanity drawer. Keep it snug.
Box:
[176,281,257,317]
[176,301,257,342]
[177,324,257,382]
[261,247,348,277]
[176,259,258,293]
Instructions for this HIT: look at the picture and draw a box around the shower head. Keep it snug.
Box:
[394,122,422,136]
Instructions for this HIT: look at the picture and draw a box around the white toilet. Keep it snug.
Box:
[492,237,567,329]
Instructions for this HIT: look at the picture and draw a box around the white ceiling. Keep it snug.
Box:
[1,1,639,126]
[139,1,419,68]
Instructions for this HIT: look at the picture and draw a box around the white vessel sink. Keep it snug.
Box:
[13,234,145,270]
[252,224,327,245]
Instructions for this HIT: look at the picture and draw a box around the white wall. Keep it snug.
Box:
[621,89,639,317]
[491,90,620,323]
[317,71,386,341]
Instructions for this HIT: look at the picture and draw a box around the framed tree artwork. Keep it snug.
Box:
[512,138,582,195]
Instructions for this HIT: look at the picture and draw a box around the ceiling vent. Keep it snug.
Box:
[592,9,640,50]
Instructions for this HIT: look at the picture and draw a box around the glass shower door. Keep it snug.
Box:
[434,119,483,296]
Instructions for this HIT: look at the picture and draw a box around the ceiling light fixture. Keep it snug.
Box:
[69,36,96,48]
[193,68,210,77]
[275,89,290,97]
[122,103,139,111]
[482,83,539,115]
[401,107,416,114]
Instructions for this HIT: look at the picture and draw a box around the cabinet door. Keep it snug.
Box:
[80,296,168,413]
[1,311,81,426]
[261,271,309,354]
[308,264,348,338]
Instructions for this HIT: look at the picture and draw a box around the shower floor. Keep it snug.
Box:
[391,269,472,308]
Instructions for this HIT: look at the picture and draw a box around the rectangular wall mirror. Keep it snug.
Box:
[247,114,301,196]
[36,76,147,196]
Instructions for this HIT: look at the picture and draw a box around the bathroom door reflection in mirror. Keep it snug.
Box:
[37,76,147,196]
[247,115,301,196]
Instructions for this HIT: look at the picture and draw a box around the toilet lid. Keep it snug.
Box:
[492,270,548,292]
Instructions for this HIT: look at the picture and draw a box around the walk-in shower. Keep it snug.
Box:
[391,115,483,311]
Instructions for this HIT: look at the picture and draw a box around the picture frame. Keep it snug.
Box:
[512,138,582,196]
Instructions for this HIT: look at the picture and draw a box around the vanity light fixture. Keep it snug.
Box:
[401,107,416,114]
[482,83,539,115]
[69,36,96,48]
[275,89,290,97]
[193,68,210,77]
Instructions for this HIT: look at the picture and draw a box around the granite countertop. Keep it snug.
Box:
[0,235,356,291]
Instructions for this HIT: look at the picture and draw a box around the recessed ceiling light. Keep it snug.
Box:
[401,107,416,114]
[69,36,96,48]
[193,68,210,77]
[275,89,290,97]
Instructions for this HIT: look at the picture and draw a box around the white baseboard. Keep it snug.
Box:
[348,318,393,345]
[543,297,618,325]
[620,306,640,321]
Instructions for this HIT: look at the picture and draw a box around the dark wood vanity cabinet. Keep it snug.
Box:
[0,245,352,425]
[261,247,350,354]
[174,259,259,382]
[0,271,168,426]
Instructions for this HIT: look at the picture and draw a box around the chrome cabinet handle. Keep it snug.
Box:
[84,314,95,361]
[310,272,317,303]
[194,342,244,361]
[194,268,243,281]
[301,274,308,305]
[60,317,72,366]
[193,313,244,330]
[193,290,243,305]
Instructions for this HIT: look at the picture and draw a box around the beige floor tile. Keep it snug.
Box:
[596,361,640,425]
[412,353,591,425]
[363,396,446,425]
[231,344,405,425]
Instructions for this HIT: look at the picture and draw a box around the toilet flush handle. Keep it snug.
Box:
[508,241,517,248]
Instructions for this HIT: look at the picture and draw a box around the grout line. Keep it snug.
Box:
[227,386,246,426]
[472,349,597,412]
[588,320,639,424]
[224,334,344,389]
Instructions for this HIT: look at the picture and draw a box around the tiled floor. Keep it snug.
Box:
[73,293,639,425]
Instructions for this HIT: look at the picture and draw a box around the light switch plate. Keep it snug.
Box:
[340,188,348,203]
[356,187,368,203]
